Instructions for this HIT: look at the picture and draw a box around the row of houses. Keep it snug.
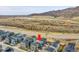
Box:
[0,30,47,52]
[0,30,76,52]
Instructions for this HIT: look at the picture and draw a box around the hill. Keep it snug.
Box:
[29,6,79,18]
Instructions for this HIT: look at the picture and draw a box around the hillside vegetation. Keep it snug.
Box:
[0,16,79,33]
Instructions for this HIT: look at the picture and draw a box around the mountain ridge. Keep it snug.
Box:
[28,6,79,18]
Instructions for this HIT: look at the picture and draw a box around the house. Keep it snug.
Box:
[10,36,17,46]
[10,39,16,46]
[57,43,65,52]
[20,39,29,49]
[20,37,33,49]
[4,37,11,44]
[30,43,39,52]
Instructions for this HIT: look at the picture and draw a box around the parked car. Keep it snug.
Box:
[4,47,14,52]
[64,43,75,52]
[0,45,2,52]
[47,47,55,52]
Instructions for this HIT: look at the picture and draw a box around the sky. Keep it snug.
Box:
[0,6,73,15]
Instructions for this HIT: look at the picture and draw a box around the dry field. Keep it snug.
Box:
[0,16,79,33]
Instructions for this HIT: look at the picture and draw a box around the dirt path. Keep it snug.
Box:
[0,26,79,40]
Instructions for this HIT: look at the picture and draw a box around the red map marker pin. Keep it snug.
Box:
[37,34,42,41]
